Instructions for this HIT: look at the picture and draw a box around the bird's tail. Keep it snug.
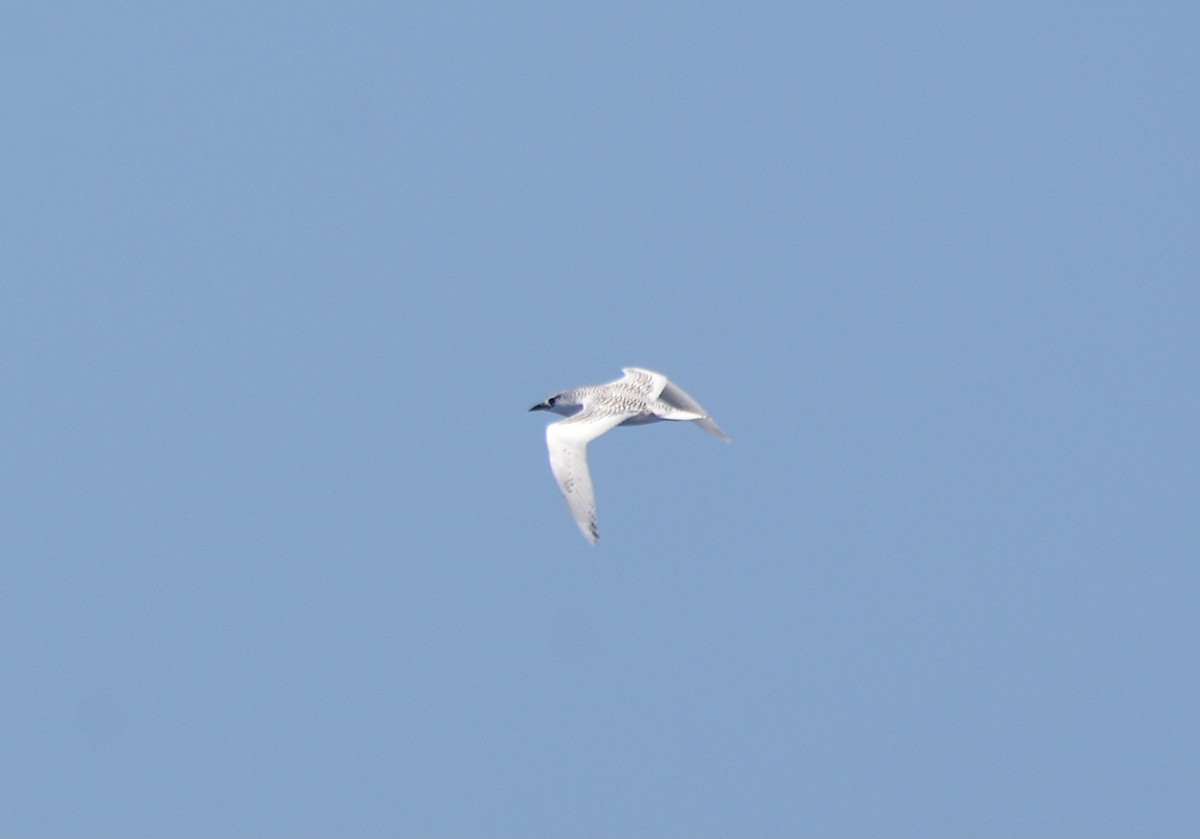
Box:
[652,402,730,442]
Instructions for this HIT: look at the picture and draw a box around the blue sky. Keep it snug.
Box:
[2,3,1198,835]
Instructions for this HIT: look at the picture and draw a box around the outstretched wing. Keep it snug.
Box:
[545,409,630,544]
[659,379,730,442]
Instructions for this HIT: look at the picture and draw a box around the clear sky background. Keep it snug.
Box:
[3,3,1198,836]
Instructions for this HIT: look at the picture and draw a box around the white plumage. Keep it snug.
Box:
[530,367,728,544]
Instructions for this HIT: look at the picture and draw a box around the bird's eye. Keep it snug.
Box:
[548,396,557,406]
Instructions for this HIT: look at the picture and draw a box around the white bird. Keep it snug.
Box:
[530,367,729,544]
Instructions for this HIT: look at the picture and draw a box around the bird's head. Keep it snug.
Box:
[529,391,581,416]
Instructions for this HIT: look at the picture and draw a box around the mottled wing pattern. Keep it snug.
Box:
[619,367,669,400]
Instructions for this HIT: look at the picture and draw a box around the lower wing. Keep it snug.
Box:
[545,410,629,543]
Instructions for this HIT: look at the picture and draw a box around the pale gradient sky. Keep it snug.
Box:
[2,3,1198,835]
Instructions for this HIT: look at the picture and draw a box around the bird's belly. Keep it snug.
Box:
[617,413,661,427]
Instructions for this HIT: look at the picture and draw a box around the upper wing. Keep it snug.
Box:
[619,367,669,400]
[659,379,730,442]
[545,409,630,544]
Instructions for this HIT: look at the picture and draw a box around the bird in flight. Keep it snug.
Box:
[530,367,729,544]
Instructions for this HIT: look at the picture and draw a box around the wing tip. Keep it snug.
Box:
[695,417,731,442]
[582,520,599,545]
